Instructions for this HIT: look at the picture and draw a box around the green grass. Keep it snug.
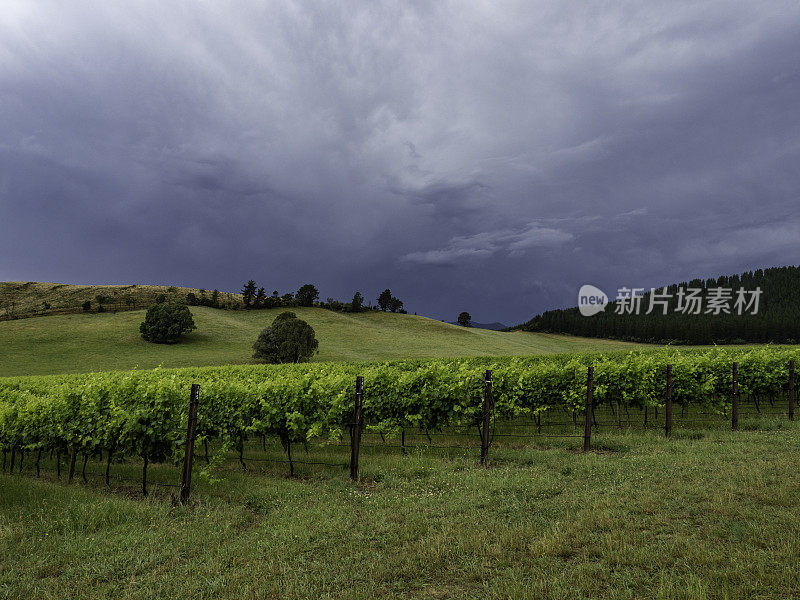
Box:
[2,419,800,599]
[0,307,644,376]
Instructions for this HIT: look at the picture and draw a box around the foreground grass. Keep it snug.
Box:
[0,307,644,376]
[2,420,800,599]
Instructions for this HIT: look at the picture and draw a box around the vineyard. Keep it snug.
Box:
[1,346,799,497]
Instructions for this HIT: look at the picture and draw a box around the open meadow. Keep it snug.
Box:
[0,306,643,377]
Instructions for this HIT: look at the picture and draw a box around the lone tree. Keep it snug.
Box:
[296,284,319,307]
[253,311,319,363]
[457,312,472,327]
[139,303,196,344]
[350,291,364,312]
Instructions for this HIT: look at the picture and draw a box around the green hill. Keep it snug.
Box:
[0,306,644,377]
[0,281,242,320]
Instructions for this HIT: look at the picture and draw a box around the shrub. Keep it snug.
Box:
[253,311,319,363]
[139,303,196,344]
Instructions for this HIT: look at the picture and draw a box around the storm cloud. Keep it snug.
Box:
[1,1,799,323]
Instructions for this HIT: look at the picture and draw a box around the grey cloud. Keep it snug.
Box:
[676,220,800,265]
[1,1,799,323]
[402,223,574,265]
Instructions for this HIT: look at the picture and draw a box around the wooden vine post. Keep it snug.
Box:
[480,370,493,465]
[789,360,795,421]
[583,366,594,452]
[665,364,673,438]
[731,362,739,431]
[350,376,364,481]
[180,383,200,505]
[67,446,77,483]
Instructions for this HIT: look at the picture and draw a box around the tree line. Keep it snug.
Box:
[514,265,800,344]
[233,281,406,314]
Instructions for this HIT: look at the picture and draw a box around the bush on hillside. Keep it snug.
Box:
[139,303,196,344]
[252,311,319,363]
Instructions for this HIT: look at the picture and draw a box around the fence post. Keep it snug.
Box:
[180,384,200,505]
[731,362,739,431]
[350,376,364,481]
[480,370,493,465]
[665,364,673,438]
[67,446,77,483]
[583,366,594,452]
[789,360,795,421]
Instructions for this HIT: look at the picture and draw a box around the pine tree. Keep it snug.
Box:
[241,280,257,308]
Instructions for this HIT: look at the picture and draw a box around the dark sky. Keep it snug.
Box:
[2,2,800,324]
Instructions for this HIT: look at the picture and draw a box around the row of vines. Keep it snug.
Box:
[1,346,798,478]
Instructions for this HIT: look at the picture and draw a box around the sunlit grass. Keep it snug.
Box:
[0,306,645,376]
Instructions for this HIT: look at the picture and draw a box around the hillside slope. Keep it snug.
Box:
[0,306,644,376]
[0,281,241,319]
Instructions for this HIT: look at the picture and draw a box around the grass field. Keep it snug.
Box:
[2,417,799,599]
[0,307,644,377]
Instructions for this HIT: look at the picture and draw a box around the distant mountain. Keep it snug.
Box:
[511,265,800,344]
[447,321,508,331]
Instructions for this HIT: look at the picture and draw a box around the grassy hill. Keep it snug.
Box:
[0,281,241,320]
[0,306,644,377]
